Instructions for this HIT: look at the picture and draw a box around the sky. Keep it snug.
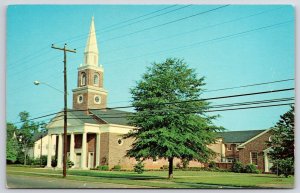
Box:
[6,4,294,131]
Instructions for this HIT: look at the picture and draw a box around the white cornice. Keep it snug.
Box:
[78,64,104,72]
[72,86,108,94]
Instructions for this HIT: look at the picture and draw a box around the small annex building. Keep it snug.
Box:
[209,129,274,172]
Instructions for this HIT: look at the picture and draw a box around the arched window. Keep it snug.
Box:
[93,74,99,86]
[81,72,86,86]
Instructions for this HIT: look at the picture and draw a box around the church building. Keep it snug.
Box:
[42,17,274,172]
[45,17,138,169]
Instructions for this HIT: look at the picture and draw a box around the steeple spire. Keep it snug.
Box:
[84,17,99,66]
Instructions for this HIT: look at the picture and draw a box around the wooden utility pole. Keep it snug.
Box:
[51,43,76,178]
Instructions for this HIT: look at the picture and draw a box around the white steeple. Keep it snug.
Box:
[84,16,99,66]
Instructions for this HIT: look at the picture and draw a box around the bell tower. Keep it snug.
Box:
[72,17,107,110]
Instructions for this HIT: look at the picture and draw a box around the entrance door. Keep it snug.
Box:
[88,152,94,168]
[76,153,81,168]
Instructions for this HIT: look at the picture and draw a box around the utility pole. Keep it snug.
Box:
[51,43,76,178]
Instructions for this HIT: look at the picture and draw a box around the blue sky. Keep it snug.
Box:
[6,5,294,131]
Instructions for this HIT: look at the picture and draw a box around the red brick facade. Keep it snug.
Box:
[238,130,272,171]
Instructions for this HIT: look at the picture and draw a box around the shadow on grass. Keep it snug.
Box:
[172,181,256,189]
[67,170,165,180]
[249,175,288,179]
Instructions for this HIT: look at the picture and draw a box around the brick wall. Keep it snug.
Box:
[100,132,109,165]
[72,91,107,110]
[238,130,272,171]
[77,69,103,88]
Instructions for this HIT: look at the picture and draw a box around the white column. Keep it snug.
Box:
[81,132,87,169]
[95,133,101,167]
[46,134,52,168]
[221,143,226,162]
[264,152,269,173]
[57,134,63,168]
[70,133,75,167]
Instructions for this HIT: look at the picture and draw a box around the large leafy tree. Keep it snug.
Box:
[124,58,223,178]
[6,122,19,163]
[269,106,294,177]
[16,111,40,165]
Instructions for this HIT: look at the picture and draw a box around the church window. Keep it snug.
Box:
[81,72,86,86]
[77,95,83,104]
[250,152,258,165]
[117,138,123,145]
[93,74,99,86]
[94,95,101,104]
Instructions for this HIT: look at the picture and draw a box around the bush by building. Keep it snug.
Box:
[244,164,260,174]
[232,161,244,173]
[112,165,121,171]
[134,161,145,174]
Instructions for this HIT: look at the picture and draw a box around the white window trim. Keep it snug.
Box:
[93,73,99,86]
[77,94,84,104]
[117,138,123,146]
[250,152,258,166]
[94,95,101,104]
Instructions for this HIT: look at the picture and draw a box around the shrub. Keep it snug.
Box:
[67,160,74,169]
[271,158,294,177]
[244,164,260,174]
[232,161,244,173]
[134,161,145,174]
[182,158,189,169]
[33,155,47,166]
[160,165,169,170]
[97,165,109,171]
[112,165,121,171]
[176,162,182,169]
[208,161,217,168]
[51,157,57,167]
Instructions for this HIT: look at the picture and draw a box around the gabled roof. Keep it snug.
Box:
[46,109,101,128]
[216,129,266,143]
[32,131,48,142]
[89,109,132,126]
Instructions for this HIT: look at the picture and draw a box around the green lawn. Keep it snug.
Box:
[6,165,294,188]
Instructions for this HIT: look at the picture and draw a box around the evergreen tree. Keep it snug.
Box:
[124,58,223,178]
[269,106,294,177]
[6,122,19,163]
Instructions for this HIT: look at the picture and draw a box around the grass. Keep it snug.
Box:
[6,165,294,188]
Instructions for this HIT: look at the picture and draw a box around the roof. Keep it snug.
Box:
[89,109,132,126]
[32,130,48,142]
[216,130,266,143]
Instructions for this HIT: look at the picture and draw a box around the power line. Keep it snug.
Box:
[66,97,295,117]
[54,5,179,45]
[54,102,294,122]
[204,78,294,92]
[44,97,294,123]
[99,5,192,34]
[75,5,229,49]
[102,6,283,54]
[10,86,294,124]
[104,19,293,65]
[66,87,295,111]
[8,5,181,75]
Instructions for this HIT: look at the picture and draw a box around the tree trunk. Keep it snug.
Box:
[24,152,27,165]
[168,157,173,179]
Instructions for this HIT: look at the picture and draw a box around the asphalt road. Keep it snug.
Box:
[6,174,148,189]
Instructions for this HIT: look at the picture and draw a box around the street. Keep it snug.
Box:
[6,174,148,189]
